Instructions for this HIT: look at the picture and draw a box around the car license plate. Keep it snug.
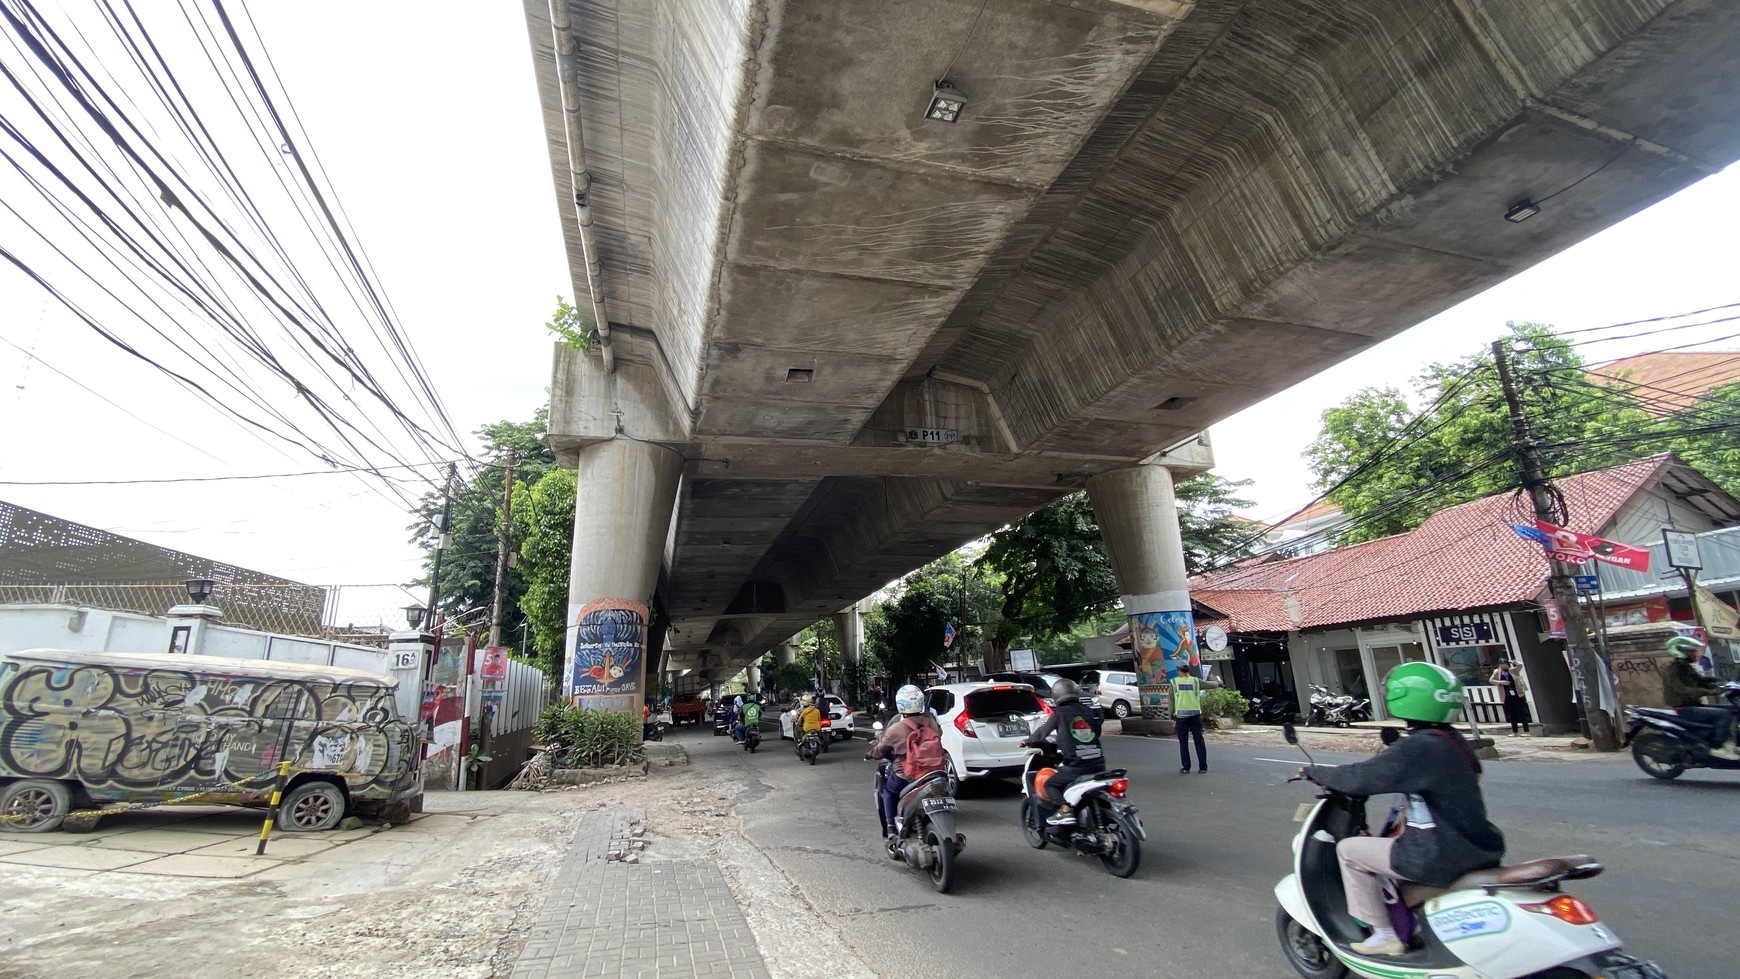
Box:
[922,798,956,813]
[996,721,1028,737]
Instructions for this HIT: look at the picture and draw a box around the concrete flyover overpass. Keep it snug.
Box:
[519,0,1740,702]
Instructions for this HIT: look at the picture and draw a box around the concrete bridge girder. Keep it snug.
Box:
[529,0,1740,680]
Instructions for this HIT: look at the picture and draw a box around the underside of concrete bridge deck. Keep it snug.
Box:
[522,0,1740,682]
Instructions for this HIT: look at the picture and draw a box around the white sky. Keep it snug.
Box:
[1,3,1736,626]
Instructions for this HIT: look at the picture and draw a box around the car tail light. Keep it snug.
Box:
[821,718,832,728]
[954,709,977,738]
[1039,700,1054,715]
[1108,778,1128,798]
[1521,895,1599,925]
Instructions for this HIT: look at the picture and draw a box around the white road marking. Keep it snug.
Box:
[1254,757,1339,767]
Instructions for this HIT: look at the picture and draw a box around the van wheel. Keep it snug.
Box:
[279,782,347,832]
[0,779,71,833]
[1112,701,1131,720]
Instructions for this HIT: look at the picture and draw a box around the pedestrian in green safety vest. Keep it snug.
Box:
[1174,673,1206,774]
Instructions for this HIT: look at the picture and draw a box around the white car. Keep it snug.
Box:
[923,682,1051,793]
[1081,668,1141,720]
[779,695,856,741]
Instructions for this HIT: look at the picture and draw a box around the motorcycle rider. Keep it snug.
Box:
[1021,678,1105,826]
[1662,635,1739,759]
[1299,662,1504,958]
[740,693,762,744]
[797,694,823,743]
[864,684,945,842]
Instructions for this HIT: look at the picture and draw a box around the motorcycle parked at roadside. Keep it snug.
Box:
[868,721,964,893]
[1625,682,1740,780]
[1016,743,1144,878]
[1273,723,1666,979]
[1246,691,1301,725]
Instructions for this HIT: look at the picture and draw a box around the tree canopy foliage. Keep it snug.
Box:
[1303,321,1735,545]
[407,407,559,657]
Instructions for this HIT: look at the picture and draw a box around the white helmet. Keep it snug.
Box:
[895,684,925,715]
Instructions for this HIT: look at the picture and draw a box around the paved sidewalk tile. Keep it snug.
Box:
[512,809,773,979]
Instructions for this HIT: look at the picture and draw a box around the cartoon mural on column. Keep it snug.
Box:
[1129,608,1197,720]
[567,598,646,712]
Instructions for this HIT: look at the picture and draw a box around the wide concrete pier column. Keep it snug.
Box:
[776,641,796,667]
[1086,464,1195,730]
[564,439,682,712]
[745,663,762,695]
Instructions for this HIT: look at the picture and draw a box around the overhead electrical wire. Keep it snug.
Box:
[0,0,472,513]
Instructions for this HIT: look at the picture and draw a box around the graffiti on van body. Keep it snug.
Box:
[0,660,409,799]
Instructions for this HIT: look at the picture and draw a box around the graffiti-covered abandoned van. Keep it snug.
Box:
[0,648,422,833]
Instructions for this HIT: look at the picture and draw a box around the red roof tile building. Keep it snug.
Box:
[1187,454,1740,733]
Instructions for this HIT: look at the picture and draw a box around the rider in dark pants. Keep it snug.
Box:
[1663,636,1739,759]
[1022,679,1105,826]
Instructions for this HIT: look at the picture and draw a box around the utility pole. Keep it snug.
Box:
[426,462,458,632]
[1492,340,1618,751]
[488,448,517,648]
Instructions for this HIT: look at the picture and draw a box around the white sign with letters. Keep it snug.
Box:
[905,428,958,444]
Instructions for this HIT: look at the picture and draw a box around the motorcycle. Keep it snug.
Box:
[869,723,965,894]
[796,722,825,764]
[1246,692,1301,725]
[1345,697,1372,724]
[643,718,669,742]
[1017,743,1144,878]
[1306,685,1361,728]
[741,718,762,752]
[1624,682,1740,780]
[1273,723,1666,979]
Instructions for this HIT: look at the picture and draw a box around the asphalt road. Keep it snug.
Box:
[688,722,1739,978]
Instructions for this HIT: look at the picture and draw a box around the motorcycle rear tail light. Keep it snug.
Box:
[1109,778,1128,798]
[1521,895,1599,925]
[954,710,977,738]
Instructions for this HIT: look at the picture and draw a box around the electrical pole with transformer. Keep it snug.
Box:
[1491,340,1619,750]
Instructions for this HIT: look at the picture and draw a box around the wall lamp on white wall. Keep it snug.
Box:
[926,80,967,123]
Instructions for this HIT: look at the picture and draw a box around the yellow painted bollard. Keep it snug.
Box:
[256,760,293,855]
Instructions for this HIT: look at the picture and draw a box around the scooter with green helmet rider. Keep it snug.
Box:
[1275,662,1666,979]
[1625,635,1740,779]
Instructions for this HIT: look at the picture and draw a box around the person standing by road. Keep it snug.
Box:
[1487,660,1531,736]
[1173,671,1207,773]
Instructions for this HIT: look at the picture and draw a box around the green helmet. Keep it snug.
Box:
[1384,662,1463,724]
[1667,636,1706,659]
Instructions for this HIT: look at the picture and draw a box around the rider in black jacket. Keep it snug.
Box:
[1022,679,1105,826]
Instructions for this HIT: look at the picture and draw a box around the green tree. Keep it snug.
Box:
[407,408,559,643]
[864,554,980,685]
[1303,322,1656,544]
[1662,381,1740,495]
[978,493,1118,658]
[515,466,576,678]
[1175,473,1258,573]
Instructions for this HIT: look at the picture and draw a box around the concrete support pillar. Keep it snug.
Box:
[1086,464,1194,729]
[564,439,683,711]
[833,607,862,665]
[776,642,796,667]
[745,663,762,695]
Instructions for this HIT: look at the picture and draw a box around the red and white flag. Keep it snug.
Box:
[1532,520,1652,572]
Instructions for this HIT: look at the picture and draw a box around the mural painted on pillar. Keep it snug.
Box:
[1130,609,1197,720]
[0,654,418,806]
[567,599,646,711]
